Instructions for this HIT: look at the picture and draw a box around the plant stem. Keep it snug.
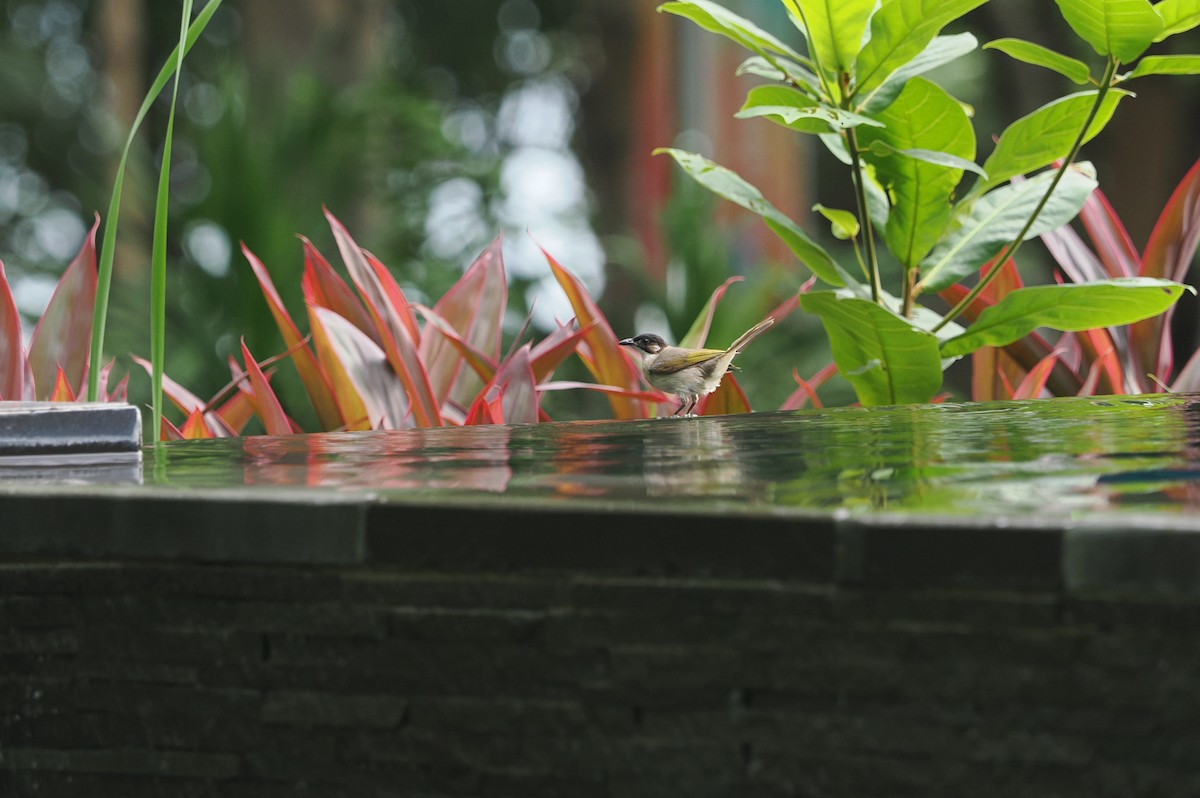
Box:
[933,57,1119,333]
[901,267,917,318]
[846,125,882,303]
[150,0,193,443]
[86,0,224,402]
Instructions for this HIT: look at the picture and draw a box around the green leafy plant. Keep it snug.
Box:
[144,211,774,439]
[936,155,1200,401]
[657,0,1199,406]
[997,154,1200,398]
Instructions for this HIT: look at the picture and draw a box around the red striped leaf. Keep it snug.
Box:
[531,322,593,383]
[131,354,236,437]
[1131,157,1200,385]
[680,276,744,348]
[239,339,294,435]
[28,215,99,399]
[780,363,836,410]
[0,259,26,400]
[300,236,378,344]
[1012,350,1063,400]
[180,408,216,439]
[1077,327,1124,394]
[159,415,185,441]
[416,304,498,387]
[537,381,667,403]
[542,245,647,419]
[49,366,76,402]
[1078,187,1140,278]
[309,305,406,429]
[243,243,343,430]
[98,359,128,403]
[326,209,441,427]
[421,237,506,408]
[467,344,538,425]
[697,373,751,416]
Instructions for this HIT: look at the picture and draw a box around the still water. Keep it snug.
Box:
[138,395,1200,519]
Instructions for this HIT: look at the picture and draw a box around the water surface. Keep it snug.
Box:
[140,395,1200,519]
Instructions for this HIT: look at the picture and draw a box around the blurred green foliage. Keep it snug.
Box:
[0,0,605,426]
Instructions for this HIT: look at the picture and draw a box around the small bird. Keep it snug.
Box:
[619,318,774,417]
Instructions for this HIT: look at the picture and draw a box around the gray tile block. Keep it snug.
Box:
[1066,519,1200,597]
[838,513,1064,591]
[0,402,141,455]
[0,487,368,565]
[366,499,838,581]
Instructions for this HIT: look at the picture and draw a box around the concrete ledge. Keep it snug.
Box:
[838,514,1064,591]
[1066,518,1200,597]
[4,486,1200,598]
[368,500,838,580]
[0,487,367,565]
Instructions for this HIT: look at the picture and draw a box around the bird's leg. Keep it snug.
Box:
[673,399,687,417]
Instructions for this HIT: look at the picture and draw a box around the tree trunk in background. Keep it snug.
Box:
[239,0,392,236]
[97,0,144,131]
[573,0,812,335]
[96,0,148,274]
[573,0,645,335]
[240,0,391,86]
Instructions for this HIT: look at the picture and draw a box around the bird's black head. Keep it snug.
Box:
[618,333,667,354]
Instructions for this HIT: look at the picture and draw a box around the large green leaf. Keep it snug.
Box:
[813,204,860,240]
[737,85,882,134]
[1125,54,1200,78]
[659,0,805,60]
[940,278,1192,358]
[801,291,945,405]
[853,0,989,105]
[655,147,843,285]
[736,56,822,92]
[919,166,1098,292]
[1154,0,1200,40]
[867,144,987,178]
[860,32,979,113]
[984,38,1092,84]
[980,90,1129,191]
[789,0,876,75]
[1054,0,1163,63]
[860,78,976,268]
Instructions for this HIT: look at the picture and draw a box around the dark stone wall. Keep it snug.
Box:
[2,489,1199,797]
[2,528,1199,798]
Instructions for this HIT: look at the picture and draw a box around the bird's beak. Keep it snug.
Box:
[618,338,635,347]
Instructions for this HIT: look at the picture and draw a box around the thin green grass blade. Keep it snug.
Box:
[88,0,224,402]
[149,0,193,443]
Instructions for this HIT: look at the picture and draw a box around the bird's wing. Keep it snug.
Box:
[647,348,725,374]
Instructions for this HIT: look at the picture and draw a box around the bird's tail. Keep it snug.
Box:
[727,317,774,354]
